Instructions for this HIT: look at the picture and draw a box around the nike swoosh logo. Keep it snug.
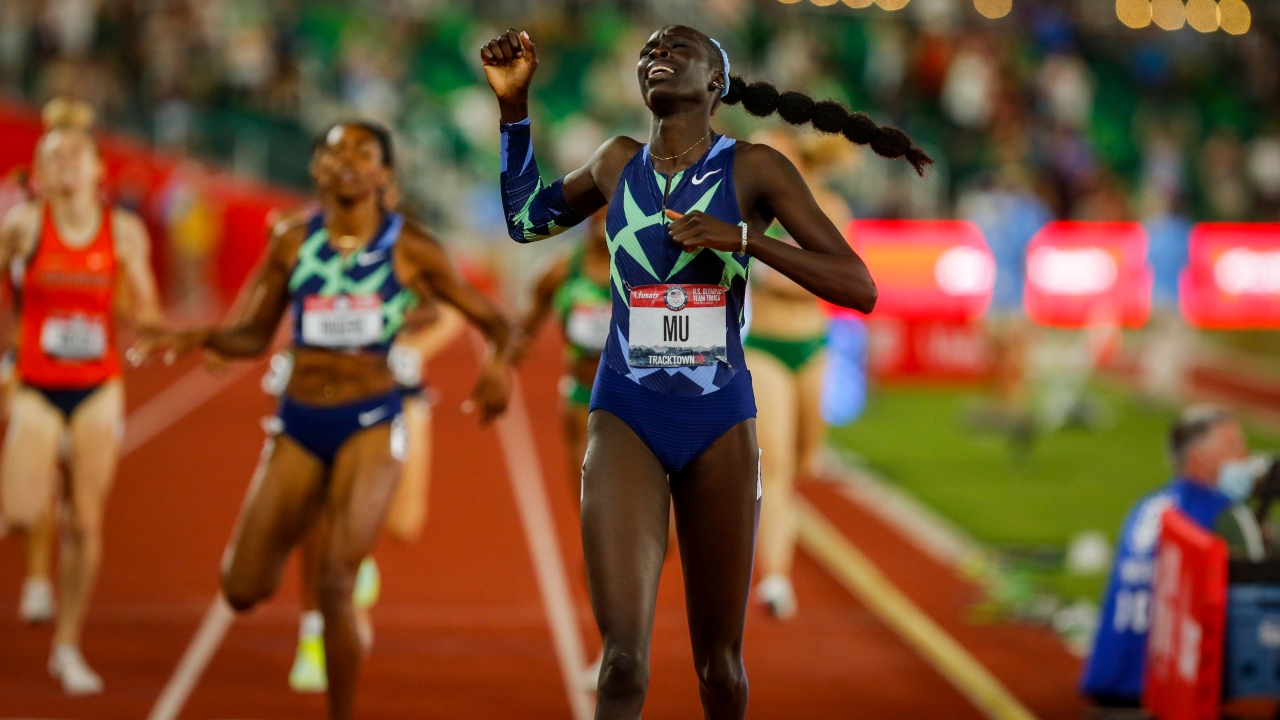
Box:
[358,406,391,427]
[356,250,387,266]
[690,169,721,185]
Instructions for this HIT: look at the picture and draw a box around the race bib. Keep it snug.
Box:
[628,284,727,368]
[40,314,107,360]
[565,304,611,352]
[301,295,384,348]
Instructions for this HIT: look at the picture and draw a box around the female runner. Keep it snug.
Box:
[136,121,512,720]
[744,130,853,620]
[287,305,465,693]
[0,98,165,694]
[513,207,611,496]
[482,25,929,718]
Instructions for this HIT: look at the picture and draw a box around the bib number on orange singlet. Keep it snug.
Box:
[301,295,384,348]
[628,284,727,368]
[40,314,107,360]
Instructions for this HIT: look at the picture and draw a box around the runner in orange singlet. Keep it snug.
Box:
[0,99,165,695]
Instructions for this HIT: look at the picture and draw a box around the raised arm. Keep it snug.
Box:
[481,29,628,242]
[111,210,164,333]
[397,223,512,422]
[665,143,876,313]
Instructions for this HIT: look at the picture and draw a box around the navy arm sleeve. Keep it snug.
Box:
[500,118,586,243]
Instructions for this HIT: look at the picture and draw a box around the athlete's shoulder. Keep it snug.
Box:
[269,211,312,243]
[591,136,644,172]
[110,206,147,238]
[731,139,793,173]
[264,211,312,266]
[0,200,40,236]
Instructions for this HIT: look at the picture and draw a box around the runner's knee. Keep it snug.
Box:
[316,557,357,610]
[696,648,747,700]
[221,566,273,612]
[597,646,649,701]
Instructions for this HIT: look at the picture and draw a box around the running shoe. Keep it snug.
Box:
[354,557,380,652]
[49,644,103,695]
[353,557,381,609]
[756,574,798,620]
[20,576,55,624]
[289,619,327,694]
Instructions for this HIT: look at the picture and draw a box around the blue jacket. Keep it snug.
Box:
[1080,479,1231,700]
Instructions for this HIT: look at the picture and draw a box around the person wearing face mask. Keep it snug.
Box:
[1081,404,1269,710]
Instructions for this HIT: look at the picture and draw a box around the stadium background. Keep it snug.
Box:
[2,0,1280,718]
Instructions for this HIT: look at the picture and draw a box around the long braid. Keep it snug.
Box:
[723,75,933,176]
[680,25,932,176]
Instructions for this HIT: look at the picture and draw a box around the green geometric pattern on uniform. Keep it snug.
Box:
[511,177,572,243]
[664,179,723,280]
[607,181,664,301]
[288,227,418,342]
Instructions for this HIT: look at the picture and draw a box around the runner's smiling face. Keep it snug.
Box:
[311,125,390,204]
[637,26,721,113]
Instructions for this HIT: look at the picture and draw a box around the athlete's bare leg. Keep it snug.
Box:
[581,410,670,718]
[59,380,123,647]
[671,419,759,720]
[582,410,759,720]
[299,519,325,615]
[313,425,402,720]
[1,388,64,530]
[746,349,799,581]
[26,500,57,582]
[220,434,326,611]
[796,352,827,479]
[563,403,590,508]
[383,395,430,543]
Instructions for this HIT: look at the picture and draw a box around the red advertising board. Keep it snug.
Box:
[845,219,994,322]
[1179,223,1280,329]
[1023,221,1153,328]
[1144,508,1228,720]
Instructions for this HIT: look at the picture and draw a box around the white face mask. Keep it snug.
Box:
[1217,455,1268,503]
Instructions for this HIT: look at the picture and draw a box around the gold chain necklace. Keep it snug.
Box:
[650,130,712,163]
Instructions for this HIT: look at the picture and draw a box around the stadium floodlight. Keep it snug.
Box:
[843,0,875,6]
[1116,0,1154,28]
[975,0,1013,18]
[1185,0,1220,32]
[812,0,840,6]
[1218,0,1251,34]
[874,0,912,10]
[1151,0,1187,30]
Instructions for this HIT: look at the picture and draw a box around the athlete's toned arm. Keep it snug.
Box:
[133,218,298,363]
[111,209,165,333]
[396,223,511,422]
[0,202,39,286]
[396,303,464,362]
[482,30,635,241]
[512,254,570,365]
[665,143,876,313]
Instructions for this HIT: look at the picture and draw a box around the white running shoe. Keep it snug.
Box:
[580,651,603,693]
[49,644,103,695]
[353,557,380,652]
[289,611,327,693]
[20,577,56,624]
[756,574,798,620]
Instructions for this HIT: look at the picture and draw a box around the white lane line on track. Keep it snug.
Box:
[794,496,1039,720]
[122,362,260,457]
[146,596,235,720]
[476,338,593,720]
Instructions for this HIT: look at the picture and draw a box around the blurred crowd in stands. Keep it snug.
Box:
[2,0,1279,284]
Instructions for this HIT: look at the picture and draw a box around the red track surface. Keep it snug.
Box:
[1,330,1082,719]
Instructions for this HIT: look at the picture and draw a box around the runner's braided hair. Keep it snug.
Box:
[683,28,933,177]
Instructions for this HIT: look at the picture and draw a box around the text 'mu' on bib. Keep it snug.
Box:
[628,284,727,368]
[40,314,107,360]
[301,295,384,348]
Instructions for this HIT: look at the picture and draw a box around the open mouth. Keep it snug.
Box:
[647,63,676,80]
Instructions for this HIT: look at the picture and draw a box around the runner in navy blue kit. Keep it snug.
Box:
[481,25,931,719]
